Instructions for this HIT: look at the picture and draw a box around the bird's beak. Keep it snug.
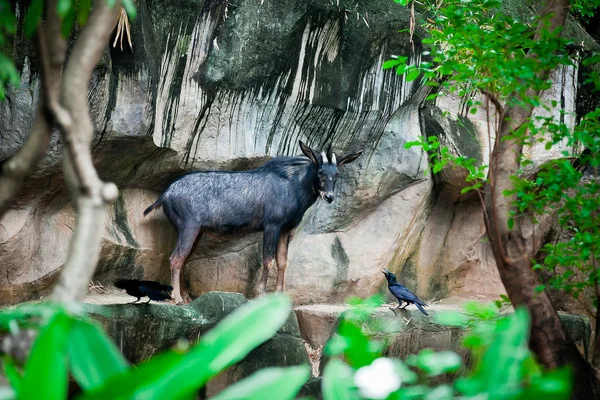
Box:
[381,268,388,275]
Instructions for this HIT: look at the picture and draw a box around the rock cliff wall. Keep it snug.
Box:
[1,0,598,305]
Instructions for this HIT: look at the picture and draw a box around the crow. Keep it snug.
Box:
[382,268,429,316]
[114,279,173,304]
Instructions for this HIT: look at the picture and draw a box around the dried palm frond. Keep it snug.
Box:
[112,6,133,51]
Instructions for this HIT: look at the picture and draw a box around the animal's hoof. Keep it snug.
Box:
[249,287,266,299]
[170,297,185,305]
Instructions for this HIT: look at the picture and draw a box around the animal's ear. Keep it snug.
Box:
[337,149,363,166]
[299,140,319,164]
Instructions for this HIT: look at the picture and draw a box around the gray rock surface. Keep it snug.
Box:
[0,0,599,306]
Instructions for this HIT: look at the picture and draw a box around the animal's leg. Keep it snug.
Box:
[130,297,140,305]
[169,226,201,304]
[275,231,291,292]
[399,303,409,310]
[144,298,152,304]
[389,300,403,314]
[253,227,280,297]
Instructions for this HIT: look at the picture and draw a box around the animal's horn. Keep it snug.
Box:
[326,143,333,164]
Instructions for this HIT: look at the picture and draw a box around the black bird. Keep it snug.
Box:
[382,268,429,316]
[114,279,173,304]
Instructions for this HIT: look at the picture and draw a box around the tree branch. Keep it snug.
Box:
[480,88,504,118]
[51,0,120,303]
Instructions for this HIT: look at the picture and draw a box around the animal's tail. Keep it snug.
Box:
[143,194,165,216]
[415,302,429,316]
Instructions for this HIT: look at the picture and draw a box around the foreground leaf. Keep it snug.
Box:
[69,318,130,390]
[21,312,71,400]
[212,365,310,400]
[79,294,292,400]
[322,359,359,400]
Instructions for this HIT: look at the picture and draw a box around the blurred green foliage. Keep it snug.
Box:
[0,295,309,400]
[321,296,572,400]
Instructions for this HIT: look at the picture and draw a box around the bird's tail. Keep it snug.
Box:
[143,194,165,216]
[415,302,429,316]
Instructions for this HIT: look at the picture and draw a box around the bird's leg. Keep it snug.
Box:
[144,298,152,304]
[389,300,402,315]
[129,297,140,305]
[399,303,409,310]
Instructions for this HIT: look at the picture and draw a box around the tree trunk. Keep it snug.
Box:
[483,0,599,398]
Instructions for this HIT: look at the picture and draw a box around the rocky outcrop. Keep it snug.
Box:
[84,291,309,398]
[1,0,599,306]
[293,303,591,376]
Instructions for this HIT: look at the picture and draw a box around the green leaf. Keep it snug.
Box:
[61,6,76,38]
[424,384,453,400]
[79,294,292,400]
[524,367,572,398]
[24,0,44,37]
[0,54,20,87]
[404,140,424,149]
[395,360,418,384]
[2,357,22,395]
[212,366,310,400]
[121,0,137,19]
[21,312,71,400]
[56,0,72,17]
[0,303,56,328]
[383,59,401,70]
[507,217,514,230]
[434,311,469,327]
[77,0,92,25]
[69,318,129,390]
[408,350,462,376]
[457,308,531,397]
[322,359,359,400]
[405,68,420,82]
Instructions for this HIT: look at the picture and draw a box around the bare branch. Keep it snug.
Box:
[0,106,52,217]
[479,88,504,118]
[51,0,120,303]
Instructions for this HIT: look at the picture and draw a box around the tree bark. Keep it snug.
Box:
[50,0,120,303]
[483,0,599,397]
